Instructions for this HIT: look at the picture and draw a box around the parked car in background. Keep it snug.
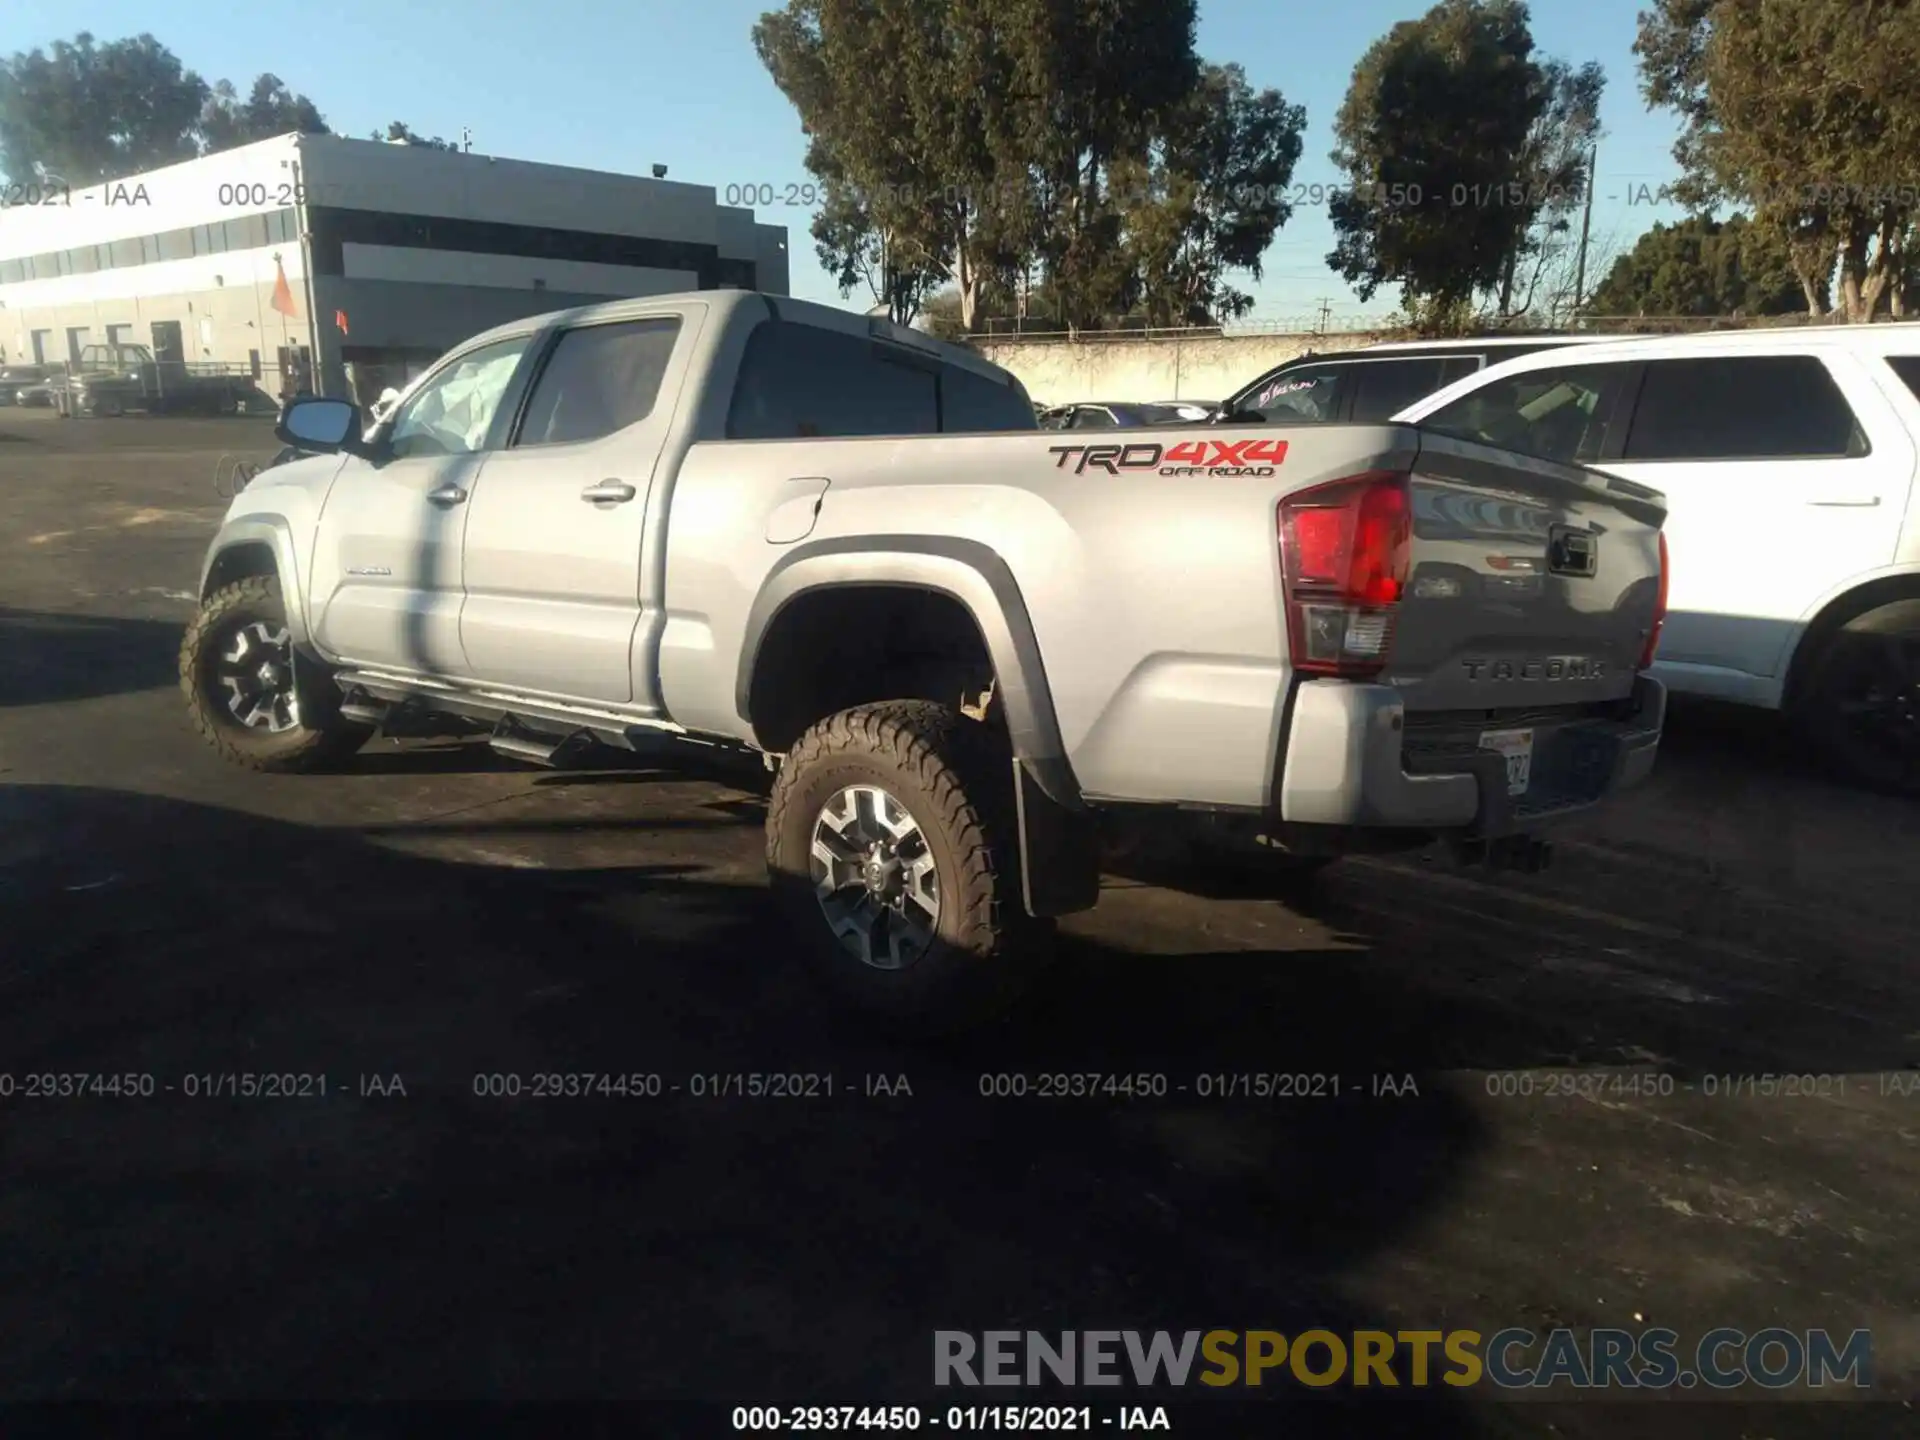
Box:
[1045,400,1215,429]
[1397,323,1920,795]
[54,342,246,418]
[12,378,58,407]
[0,363,51,405]
[1215,335,1637,428]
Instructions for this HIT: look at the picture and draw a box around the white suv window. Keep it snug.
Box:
[386,336,531,460]
[1623,355,1866,461]
[1423,363,1626,465]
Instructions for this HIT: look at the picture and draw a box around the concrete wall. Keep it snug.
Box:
[973,330,1395,407]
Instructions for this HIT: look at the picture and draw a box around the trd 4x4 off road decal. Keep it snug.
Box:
[1047,439,1288,477]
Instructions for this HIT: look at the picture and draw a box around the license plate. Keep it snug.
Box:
[1478,727,1534,796]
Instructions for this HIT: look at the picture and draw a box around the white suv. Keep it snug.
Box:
[1397,325,1920,795]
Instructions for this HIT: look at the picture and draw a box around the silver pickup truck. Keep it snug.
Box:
[182,290,1669,1026]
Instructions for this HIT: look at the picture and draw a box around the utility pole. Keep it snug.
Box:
[1571,139,1597,319]
[461,127,473,154]
[1315,298,1332,335]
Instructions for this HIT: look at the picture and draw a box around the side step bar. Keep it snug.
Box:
[489,718,596,769]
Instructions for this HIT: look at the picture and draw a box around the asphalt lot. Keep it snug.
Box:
[1,408,1916,1435]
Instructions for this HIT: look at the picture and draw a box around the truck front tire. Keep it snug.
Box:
[766,700,1053,1030]
[180,576,373,772]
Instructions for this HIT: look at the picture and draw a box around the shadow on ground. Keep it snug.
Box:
[0,608,181,707]
[0,785,1911,1435]
[0,781,1499,1430]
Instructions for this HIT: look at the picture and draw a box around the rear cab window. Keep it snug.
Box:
[1623,355,1867,461]
[725,320,1032,439]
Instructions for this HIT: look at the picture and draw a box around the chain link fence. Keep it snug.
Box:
[963,312,1902,344]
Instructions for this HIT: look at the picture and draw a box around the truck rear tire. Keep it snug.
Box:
[180,576,373,772]
[1796,598,1920,797]
[766,700,1053,1030]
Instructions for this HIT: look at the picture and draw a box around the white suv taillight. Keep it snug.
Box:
[1277,470,1412,679]
[1639,530,1669,670]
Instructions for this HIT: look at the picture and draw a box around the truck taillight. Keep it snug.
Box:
[1639,530,1669,670]
[1278,470,1411,679]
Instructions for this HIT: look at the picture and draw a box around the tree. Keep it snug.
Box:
[0,32,207,182]
[1635,0,1920,322]
[1326,1,1599,328]
[1489,58,1604,319]
[755,0,1033,330]
[810,171,948,325]
[1111,64,1307,326]
[1585,213,1816,317]
[370,120,457,151]
[998,0,1199,328]
[200,73,327,154]
[756,0,1200,332]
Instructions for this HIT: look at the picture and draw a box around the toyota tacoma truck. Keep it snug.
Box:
[181,289,1669,1026]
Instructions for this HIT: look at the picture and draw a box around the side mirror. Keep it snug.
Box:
[275,396,366,455]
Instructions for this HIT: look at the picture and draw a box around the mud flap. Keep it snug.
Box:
[1013,758,1100,917]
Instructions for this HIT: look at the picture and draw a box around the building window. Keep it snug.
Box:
[109,238,143,269]
[156,228,194,262]
[224,215,266,251]
[0,259,23,284]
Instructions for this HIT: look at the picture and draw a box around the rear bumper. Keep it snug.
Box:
[1276,674,1666,837]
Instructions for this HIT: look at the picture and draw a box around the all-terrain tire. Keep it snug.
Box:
[766,700,1053,1031]
[180,576,372,772]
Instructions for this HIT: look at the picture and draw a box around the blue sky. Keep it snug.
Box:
[4,0,1693,322]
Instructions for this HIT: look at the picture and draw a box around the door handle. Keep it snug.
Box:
[427,484,467,506]
[1807,496,1881,507]
[581,479,637,503]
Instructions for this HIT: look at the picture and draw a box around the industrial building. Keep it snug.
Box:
[0,132,790,404]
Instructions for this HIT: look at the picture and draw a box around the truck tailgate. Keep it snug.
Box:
[1385,430,1667,714]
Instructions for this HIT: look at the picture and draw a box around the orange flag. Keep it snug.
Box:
[270,257,298,319]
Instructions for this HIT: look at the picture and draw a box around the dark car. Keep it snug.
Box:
[1214,335,1640,427]
[0,364,51,405]
[1043,400,1215,430]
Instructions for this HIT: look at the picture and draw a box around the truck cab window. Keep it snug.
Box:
[515,318,682,448]
[386,337,531,460]
[727,322,938,439]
